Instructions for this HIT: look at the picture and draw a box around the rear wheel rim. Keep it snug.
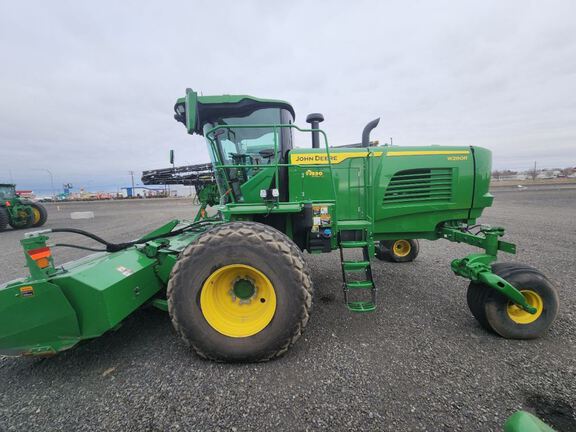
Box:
[200,264,277,338]
[507,290,543,324]
[393,240,411,257]
[32,207,41,224]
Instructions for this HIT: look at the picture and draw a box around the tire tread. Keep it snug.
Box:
[167,221,313,362]
[0,207,8,232]
[466,262,558,339]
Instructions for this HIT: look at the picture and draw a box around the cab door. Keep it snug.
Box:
[333,158,365,220]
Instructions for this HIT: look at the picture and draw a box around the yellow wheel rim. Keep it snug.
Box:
[200,264,277,338]
[507,290,544,324]
[32,207,41,224]
[393,240,411,258]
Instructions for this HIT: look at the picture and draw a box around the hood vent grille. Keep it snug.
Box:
[383,168,453,204]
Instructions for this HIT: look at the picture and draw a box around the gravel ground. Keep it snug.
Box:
[0,190,575,432]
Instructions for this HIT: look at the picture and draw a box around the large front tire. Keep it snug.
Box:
[467,263,559,339]
[167,222,313,362]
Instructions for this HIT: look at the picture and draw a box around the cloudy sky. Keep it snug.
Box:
[1,1,575,194]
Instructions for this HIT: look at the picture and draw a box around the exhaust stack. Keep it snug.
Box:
[306,113,325,149]
[362,118,380,147]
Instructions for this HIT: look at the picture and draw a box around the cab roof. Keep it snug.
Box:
[174,89,295,135]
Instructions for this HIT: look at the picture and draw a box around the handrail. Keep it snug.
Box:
[204,123,338,202]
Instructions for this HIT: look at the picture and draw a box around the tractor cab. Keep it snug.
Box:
[0,184,16,200]
[174,89,295,203]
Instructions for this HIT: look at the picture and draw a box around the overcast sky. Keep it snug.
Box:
[1,0,575,194]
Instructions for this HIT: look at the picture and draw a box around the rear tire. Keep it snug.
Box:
[375,239,419,262]
[0,207,8,232]
[167,222,313,362]
[29,203,48,227]
[466,263,559,339]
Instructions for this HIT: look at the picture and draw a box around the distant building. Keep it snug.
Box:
[536,171,555,179]
[16,190,35,199]
[120,186,170,198]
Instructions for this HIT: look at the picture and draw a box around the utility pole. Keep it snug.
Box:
[33,169,56,199]
[129,171,135,198]
[390,137,393,146]
[48,170,55,199]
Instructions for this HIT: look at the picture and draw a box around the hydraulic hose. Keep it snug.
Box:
[44,220,215,253]
[52,243,107,252]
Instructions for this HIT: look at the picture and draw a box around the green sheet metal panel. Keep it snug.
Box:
[51,248,163,337]
[372,146,476,236]
[0,280,81,355]
[288,145,484,237]
[288,148,369,220]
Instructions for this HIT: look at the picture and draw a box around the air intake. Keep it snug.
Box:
[383,168,453,204]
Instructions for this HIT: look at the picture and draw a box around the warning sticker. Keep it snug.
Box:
[20,286,34,297]
[116,266,134,277]
[312,206,331,227]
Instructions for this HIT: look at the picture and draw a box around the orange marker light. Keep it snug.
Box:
[35,257,50,268]
[28,247,52,269]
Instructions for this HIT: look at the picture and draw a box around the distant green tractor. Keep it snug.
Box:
[0,184,47,232]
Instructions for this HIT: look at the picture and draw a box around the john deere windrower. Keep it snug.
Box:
[0,89,559,361]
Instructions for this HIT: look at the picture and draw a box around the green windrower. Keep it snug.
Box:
[0,89,559,362]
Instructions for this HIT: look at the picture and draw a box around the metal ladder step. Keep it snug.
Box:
[345,280,374,289]
[346,301,376,313]
[341,260,370,271]
[339,226,377,313]
[339,240,368,249]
